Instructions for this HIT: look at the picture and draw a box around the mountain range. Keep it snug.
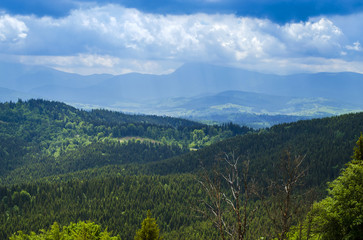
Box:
[1,61,362,127]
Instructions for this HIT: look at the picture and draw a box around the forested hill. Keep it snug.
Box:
[140,111,363,186]
[0,99,251,185]
[1,99,362,186]
[0,99,362,239]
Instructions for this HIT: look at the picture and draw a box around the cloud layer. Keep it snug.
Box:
[0,4,363,75]
[2,0,363,23]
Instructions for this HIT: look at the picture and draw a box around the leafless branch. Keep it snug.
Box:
[197,152,256,240]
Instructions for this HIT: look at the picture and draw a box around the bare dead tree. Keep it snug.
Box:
[252,150,308,240]
[197,152,256,240]
[198,164,227,240]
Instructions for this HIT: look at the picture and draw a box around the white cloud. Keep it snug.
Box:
[280,18,343,57]
[1,5,362,74]
[346,41,362,51]
[0,14,28,42]
[10,54,180,75]
[18,54,119,68]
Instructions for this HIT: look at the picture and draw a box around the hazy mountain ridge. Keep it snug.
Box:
[114,90,362,128]
[161,90,361,115]
[0,87,36,102]
[1,61,362,127]
[0,62,113,91]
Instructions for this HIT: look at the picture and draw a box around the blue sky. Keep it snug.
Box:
[1,0,363,75]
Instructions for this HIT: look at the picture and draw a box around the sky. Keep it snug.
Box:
[0,0,363,75]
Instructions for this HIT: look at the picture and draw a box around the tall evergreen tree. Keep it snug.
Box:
[134,210,161,240]
[352,133,363,161]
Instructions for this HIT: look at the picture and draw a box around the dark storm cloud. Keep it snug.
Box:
[1,0,363,23]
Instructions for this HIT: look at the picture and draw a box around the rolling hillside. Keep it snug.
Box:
[0,99,362,239]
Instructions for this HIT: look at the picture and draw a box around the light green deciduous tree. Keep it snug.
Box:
[10,221,121,240]
[288,135,363,240]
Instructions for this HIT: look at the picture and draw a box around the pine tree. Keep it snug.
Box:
[352,133,363,161]
[134,210,161,240]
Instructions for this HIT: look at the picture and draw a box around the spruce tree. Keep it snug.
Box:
[134,210,161,240]
[352,133,363,161]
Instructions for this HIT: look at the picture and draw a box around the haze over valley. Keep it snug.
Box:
[1,61,362,127]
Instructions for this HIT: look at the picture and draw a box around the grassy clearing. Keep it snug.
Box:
[118,136,161,144]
